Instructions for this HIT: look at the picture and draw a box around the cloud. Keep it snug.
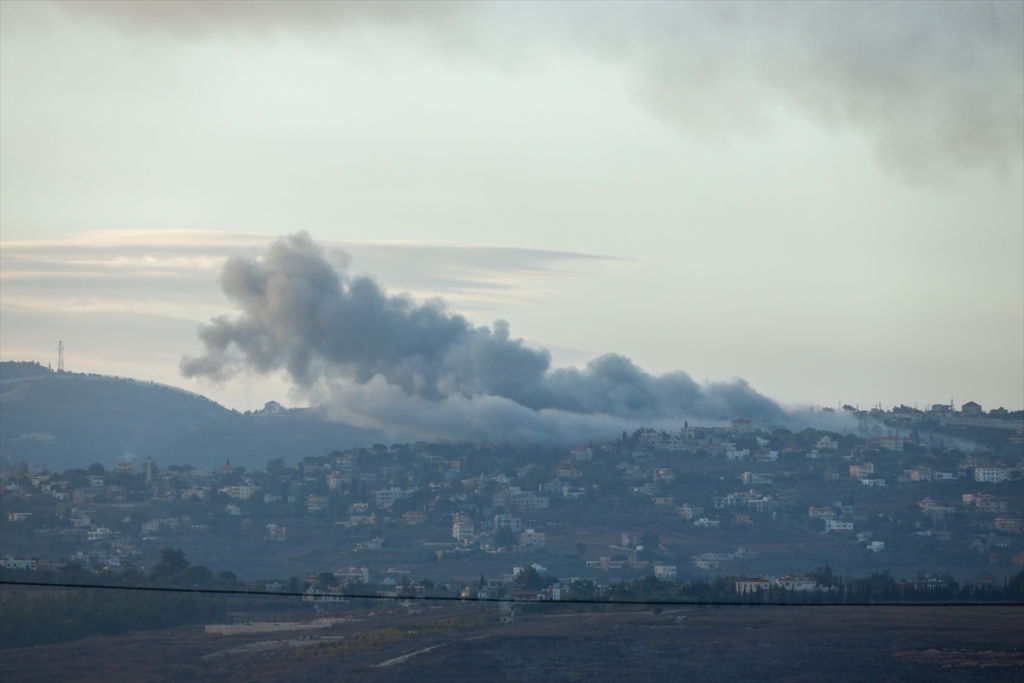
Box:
[43,1,1024,184]
[0,230,617,317]
[181,233,787,443]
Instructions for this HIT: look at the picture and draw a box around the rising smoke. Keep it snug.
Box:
[181,233,788,443]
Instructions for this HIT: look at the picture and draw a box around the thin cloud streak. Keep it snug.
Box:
[1,230,623,317]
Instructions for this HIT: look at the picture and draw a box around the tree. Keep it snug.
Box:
[494,525,517,549]
[87,462,105,476]
[314,572,338,590]
[181,565,213,585]
[514,566,545,590]
[809,565,834,588]
[638,532,660,561]
[153,547,190,577]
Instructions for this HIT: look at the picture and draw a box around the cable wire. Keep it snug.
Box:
[2,580,1020,607]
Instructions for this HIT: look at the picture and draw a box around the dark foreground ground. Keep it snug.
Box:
[1,604,1021,682]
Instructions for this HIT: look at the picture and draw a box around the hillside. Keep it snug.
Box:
[0,362,383,471]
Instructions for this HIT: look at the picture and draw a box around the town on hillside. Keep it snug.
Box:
[3,402,1022,605]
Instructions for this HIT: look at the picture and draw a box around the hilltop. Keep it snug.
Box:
[0,361,383,471]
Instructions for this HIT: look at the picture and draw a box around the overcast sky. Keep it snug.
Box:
[1,1,1022,417]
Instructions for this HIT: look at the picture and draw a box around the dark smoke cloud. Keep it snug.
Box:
[181,233,786,442]
[48,1,1024,184]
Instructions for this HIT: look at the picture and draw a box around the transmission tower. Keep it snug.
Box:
[58,341,64,372]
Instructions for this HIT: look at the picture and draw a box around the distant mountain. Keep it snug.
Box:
[0,361,384,471]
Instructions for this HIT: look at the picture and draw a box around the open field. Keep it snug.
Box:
[1,604,1020,682]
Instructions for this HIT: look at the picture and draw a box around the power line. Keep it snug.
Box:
[1,581,1020,608]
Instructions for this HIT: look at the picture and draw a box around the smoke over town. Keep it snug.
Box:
[181,233,787,442]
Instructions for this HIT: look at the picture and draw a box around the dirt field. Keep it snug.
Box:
[2,605,1021,682]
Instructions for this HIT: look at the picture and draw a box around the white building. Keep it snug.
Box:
[225,485,259,500]
[452,513,476,542]
[870,436,904,452]
[974,468,1008,483]
[736,576,772,594]
[815,436,839,451]
[775,574,817,591]
[354,538,384,551]
[868,541,885,553]
[693,518,721,527]
[494,514,522,532]
[571,447,593,461]
[654,565,677,580]
[266,523,287,541]
[374,487,411,508]
[825,520,854,532]
[678,504,705,520]
[1,558,36,570]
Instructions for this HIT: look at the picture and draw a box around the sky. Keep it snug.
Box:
[1,1,1022,430]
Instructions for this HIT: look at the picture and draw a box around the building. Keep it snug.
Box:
[519,528,546,548]
[815,436,839,451]
[825,520,854,532]
[849,463,875,479]
[870,436,904,452]
[860,478,886,487]
[961,401,983,416]
[334,566,370,584]
[742,472,775,485]
[401,511,427,524]
[994,517,1022,532]
[0,558,36,570]
[808,506,836,520]
[494,514,523,532]
[974,468,1008,484]
[868,541,885,553]
[452,513,475,542]
[354,538,384,551]
[654,565,677,580]
[775,574,817,591]
[693,518,720,527]
[226,485,259,500]
[266,523,287,541]
[306,494,329,512]
[736,576,771,594]
[571,447,593,461]
[375,487,410,508]
[678,504,705,520]
[728,418,753,433]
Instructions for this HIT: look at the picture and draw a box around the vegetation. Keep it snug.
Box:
[0,547,233,648]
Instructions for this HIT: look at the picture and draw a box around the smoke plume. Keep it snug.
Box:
[50,1,1024,184]
[181,233,786,442]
